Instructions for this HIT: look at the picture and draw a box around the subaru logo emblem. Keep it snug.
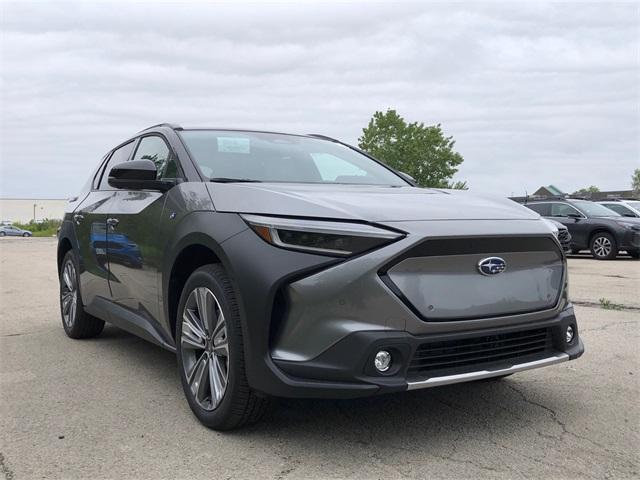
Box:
[478,257,507,276]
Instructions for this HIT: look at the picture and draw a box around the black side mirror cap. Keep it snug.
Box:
[108,160,175,192]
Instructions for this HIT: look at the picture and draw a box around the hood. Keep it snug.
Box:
[207,183,539,222]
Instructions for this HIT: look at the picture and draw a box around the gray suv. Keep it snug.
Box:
[57,124,584,429]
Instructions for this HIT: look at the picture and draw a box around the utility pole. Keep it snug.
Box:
[33,203,36,222]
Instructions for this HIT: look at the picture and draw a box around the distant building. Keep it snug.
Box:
[510,185,638,203]
[572,190,638,201]
[0,198,67,223]
[532,185,567,198]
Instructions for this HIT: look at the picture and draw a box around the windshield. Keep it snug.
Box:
[179,130,408,186]
[573,200,621,217]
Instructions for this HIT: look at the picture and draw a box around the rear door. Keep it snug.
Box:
[75,141,135,308]
[106,134,182,326]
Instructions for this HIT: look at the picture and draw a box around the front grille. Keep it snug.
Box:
[408,328,553,379]
[558,229,571,251]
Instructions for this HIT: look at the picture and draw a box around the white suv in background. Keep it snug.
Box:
[598,200,640,218]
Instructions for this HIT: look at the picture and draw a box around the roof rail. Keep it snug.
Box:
[307,133,341,143]
[138,123,183,133]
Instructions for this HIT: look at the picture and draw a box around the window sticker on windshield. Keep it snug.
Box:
[217,137,250,154]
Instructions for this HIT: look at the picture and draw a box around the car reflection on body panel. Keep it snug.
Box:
[90,222,143,269]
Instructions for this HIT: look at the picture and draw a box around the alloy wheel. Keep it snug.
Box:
[61,260,78,328]
[593,236,612,258]
[180,287,229,411]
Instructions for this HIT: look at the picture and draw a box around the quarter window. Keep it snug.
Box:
[99,141,135,190]
[132,136,179,180]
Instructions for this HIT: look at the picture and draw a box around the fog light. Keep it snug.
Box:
[566,325,575,343]
[374,350,392,372]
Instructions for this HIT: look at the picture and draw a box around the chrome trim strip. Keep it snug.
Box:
[406,353,570,390]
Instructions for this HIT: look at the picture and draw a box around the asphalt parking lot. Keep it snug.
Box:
[1,237,638,479]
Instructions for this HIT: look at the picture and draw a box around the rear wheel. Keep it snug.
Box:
[590,232,617,260]
[176,264,270,430]
[0,231,5,237]
[59,251,105,338]
[22,232,30,237]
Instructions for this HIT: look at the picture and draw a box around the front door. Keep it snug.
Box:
[74,140,137,309]
[106,134,181,328]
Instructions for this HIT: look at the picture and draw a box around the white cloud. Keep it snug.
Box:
[1,0,638,197]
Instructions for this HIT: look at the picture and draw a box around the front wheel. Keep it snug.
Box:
[0,232,5,237]
[59,251,105,338]
[176,264,270,430]
[590,232,617,260]
[22,232,30,237]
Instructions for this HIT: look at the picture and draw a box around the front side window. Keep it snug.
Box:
[132,136,179,180]
[551,203,582,217]
[601,203,631,216]
[99,141,135,190]
[179,130,407,186]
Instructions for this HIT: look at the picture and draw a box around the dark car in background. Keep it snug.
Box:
[524,199,640,260]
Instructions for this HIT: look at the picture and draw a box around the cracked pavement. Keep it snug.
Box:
[1,238,638,479]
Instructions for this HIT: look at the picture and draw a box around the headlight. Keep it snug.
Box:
[241,214,404,257]
[617,222,639,230]
[540,218,560,238]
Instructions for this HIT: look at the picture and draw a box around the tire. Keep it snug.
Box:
[176,264,270,430]
[0,232,5,237]
[590,232,617,260]
[59,251,105,338]
[628,250,640,259]
[22,232,30,237]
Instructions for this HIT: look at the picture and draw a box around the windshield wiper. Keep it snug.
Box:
[209,177,262,183]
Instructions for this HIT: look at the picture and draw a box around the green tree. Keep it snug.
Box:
[632,169,640,193]
[573,185,600,195]
[358,109,465,188]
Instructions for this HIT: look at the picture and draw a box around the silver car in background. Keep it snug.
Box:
[0,225,32,237]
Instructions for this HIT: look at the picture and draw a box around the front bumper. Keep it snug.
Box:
[618,228,640,251]
[271,306,583,398]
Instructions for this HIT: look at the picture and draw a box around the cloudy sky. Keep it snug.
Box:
[1,1,638,198]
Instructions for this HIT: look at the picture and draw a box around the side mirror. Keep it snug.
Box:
[623,213,638,218]
[108,160,175,191]
[567,213,582,220]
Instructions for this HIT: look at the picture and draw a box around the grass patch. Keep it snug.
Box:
[13,219,61,238]
[599,298,625,311]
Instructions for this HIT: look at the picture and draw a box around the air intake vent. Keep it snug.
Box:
[408,328,553,379]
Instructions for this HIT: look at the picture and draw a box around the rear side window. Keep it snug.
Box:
[526,203,551,216]
[99,141,135,190]
[132,136,179,180]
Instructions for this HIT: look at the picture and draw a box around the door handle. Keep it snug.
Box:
[73,214,84,225]
[107,218,119,229]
